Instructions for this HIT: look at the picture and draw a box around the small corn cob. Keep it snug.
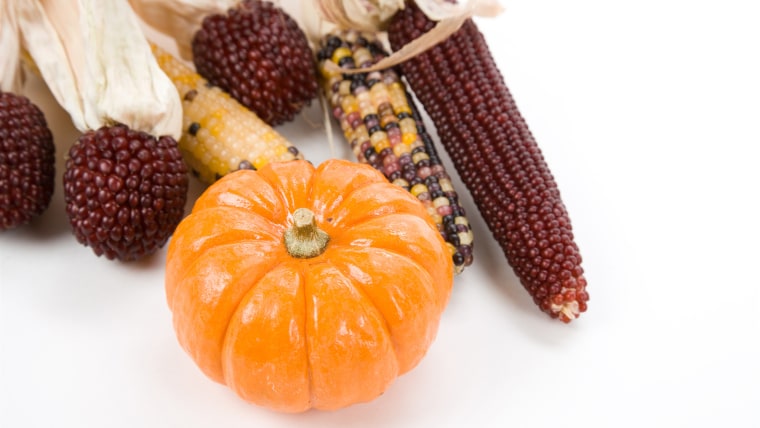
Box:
[152,45,303,184]
[192,0,319,126]
[0,91,56,231]
[388,3,588,322]
[317,31,474,274]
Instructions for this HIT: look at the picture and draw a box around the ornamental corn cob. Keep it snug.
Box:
[317,31,474,274]
[0,91,56,231]
[191,0,319,126]
[388,4,588,322]
[152,45,303,184]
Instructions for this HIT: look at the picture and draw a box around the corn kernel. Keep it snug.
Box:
[412,151,430,164]
[410,183,428,197]
[433,196,449,209]
[392,143,411,157]
[402,132,417,147]
[331,47,353,64]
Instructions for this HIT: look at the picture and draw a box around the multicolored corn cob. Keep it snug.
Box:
[388,4,588,322]
[152,45,303,184]
[317,30,474,274]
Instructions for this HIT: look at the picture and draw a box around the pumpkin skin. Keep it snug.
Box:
[165,159,454,412]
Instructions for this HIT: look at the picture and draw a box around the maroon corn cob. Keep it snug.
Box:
[0,91,56,231]
[192,0,318,126]
[388,3,588,322]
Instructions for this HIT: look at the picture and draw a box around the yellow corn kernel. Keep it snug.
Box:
[392,142,411,157]
[373,138,390,153]
[338,80,352,96]
[370,131,388,147]
[353,47,373,67]
[391,178,410,188]
[399,117,417,134]
[445,242,457,256]
[331,47,353,64]
[370,84,390,106]
[412,151,430,164]
[340,95,359,115]
[410,183,428,197]
[439,178,455,192]
[429,212,442,226]
[402,132,418,147]
[433,196,450,209]
[458,231,474,246]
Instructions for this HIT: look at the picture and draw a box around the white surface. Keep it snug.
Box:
[2,1,760,427]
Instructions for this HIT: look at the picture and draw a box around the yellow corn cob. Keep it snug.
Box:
[151,45,303,183]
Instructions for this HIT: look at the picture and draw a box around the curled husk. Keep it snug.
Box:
[15,0,182,139]
[128,0,238,60]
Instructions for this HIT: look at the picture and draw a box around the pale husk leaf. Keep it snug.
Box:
[128,0,237,60]
[0,0,24,93]
[17,0,182,139]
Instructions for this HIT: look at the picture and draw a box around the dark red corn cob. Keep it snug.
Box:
[388,4,588,322]
[192,0,318,126]
[0,91,56,231]
[63,124,189,261]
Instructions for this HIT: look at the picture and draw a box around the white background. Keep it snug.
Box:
[2,0,760,427]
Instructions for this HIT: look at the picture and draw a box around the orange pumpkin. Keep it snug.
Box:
[165,159,453,412]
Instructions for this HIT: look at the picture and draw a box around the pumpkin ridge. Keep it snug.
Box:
[219,260,308,407]
[168,207,285,289]
[327,246,440,373]
[308,160,386,223]
[327,241,428,285]
[328,215,442,273]
[302,263,398,409]
[296,262,315,408]
[327,213,453,312]
[255,160,317,216]
[325,182,428,230]
[328,256,398,362]
[170,240,285,319]
[194,190,285,222]
[170,241,289,382]
[192,170,287,223]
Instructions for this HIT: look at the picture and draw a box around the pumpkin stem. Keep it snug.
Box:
[284,208,330,258]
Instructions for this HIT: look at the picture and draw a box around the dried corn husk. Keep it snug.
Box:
[13,0,181,139]
[0,0,23,92]
[128,0,237,60]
